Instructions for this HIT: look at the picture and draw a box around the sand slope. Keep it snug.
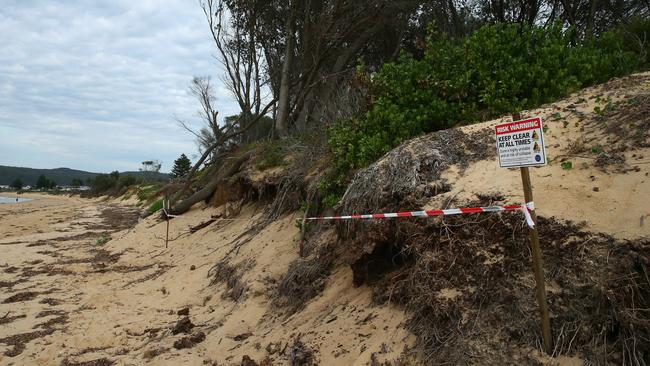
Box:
[0,196,411,365]
[434,72,650,239]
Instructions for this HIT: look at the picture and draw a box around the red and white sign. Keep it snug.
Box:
[495,117,547,168]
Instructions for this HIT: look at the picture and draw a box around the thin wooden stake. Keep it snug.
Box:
[165,217,170,248]
[165,198,170,249]
[299,194,313,257]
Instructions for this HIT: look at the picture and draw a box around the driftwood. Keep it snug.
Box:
[168,151,254,216]
[190,219,217,233]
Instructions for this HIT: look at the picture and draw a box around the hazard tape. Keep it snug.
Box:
[306,202,536,228]
[162,199,178,218]
[163,200,537,228]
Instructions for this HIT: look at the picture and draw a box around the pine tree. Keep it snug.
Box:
[36,175,50,189]
[10,179,23,190]
[170,153,192,179]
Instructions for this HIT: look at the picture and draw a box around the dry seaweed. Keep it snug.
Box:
[208,259,254,302]
[273,255,331,314]
[359,203,649,365]
[337,128,492,241]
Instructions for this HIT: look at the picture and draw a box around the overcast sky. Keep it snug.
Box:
[0,1,240,173]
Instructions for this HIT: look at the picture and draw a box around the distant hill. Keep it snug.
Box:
[0,165,169,186]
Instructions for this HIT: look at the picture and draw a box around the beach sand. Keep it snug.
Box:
[0,194,411,365]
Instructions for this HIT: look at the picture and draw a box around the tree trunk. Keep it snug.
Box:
[297,23,381,130]
[561,0,577,28]
[585,0,597,38]
[171,100,276,207]
[275,7,295,138]
[169,178,222,216]
[447,0,461,36]
[169,151,253,216]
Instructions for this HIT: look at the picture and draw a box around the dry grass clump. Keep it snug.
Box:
[357,200,649,365]
[604,94,650,148]
[60,358,114,366]
[274,254,332,314]
[273,231,336,314]
[208,259,254,302]
[252,134,329,223]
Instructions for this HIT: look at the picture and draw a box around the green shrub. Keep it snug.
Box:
[257,143,286,170]
[89,173,117,193]
[96,234,111,246]
[119,174,140,188]
[612,17,650,69]
[137,184,162,202]
[327,22,645,192]
[147,198,164,214]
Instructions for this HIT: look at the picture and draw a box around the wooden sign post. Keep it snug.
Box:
[520,165,552,355]
[495,113,553,355]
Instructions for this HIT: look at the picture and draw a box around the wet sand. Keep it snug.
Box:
[0,194,143,365]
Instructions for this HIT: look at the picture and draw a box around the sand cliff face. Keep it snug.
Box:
[1,72,649,366]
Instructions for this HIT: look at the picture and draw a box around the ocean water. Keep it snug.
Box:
[0,195,33,204]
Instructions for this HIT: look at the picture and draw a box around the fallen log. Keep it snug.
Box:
[168,179,221,216]
[168,151,253,216]
[171,102,276,206]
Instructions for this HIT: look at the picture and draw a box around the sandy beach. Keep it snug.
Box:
[0,194,411,366]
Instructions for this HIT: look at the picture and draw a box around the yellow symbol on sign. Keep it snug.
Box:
[532,131,539,140]
[533,142,541,152]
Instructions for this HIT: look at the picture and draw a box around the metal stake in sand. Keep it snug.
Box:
[496,113,553,354]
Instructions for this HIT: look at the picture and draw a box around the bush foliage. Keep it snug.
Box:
[327,22,647,192]
[147,198,164,215]
[87,171,149,196]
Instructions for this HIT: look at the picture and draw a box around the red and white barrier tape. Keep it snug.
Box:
[162,200,536,228]
[162,199,176,218]
[307,202,536,228]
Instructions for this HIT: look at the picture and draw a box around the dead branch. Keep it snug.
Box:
[190,219,217,233]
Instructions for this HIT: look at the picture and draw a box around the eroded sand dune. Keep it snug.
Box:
[1,72,649,365]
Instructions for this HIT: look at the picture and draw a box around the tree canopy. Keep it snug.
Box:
[194,0,648,141]
[173,0,649,208]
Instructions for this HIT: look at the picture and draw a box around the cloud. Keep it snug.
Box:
[0,0,240,173]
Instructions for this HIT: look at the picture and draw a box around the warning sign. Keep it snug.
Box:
[495,117,547,168]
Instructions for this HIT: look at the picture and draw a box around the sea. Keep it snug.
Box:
[0,195,33,204]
